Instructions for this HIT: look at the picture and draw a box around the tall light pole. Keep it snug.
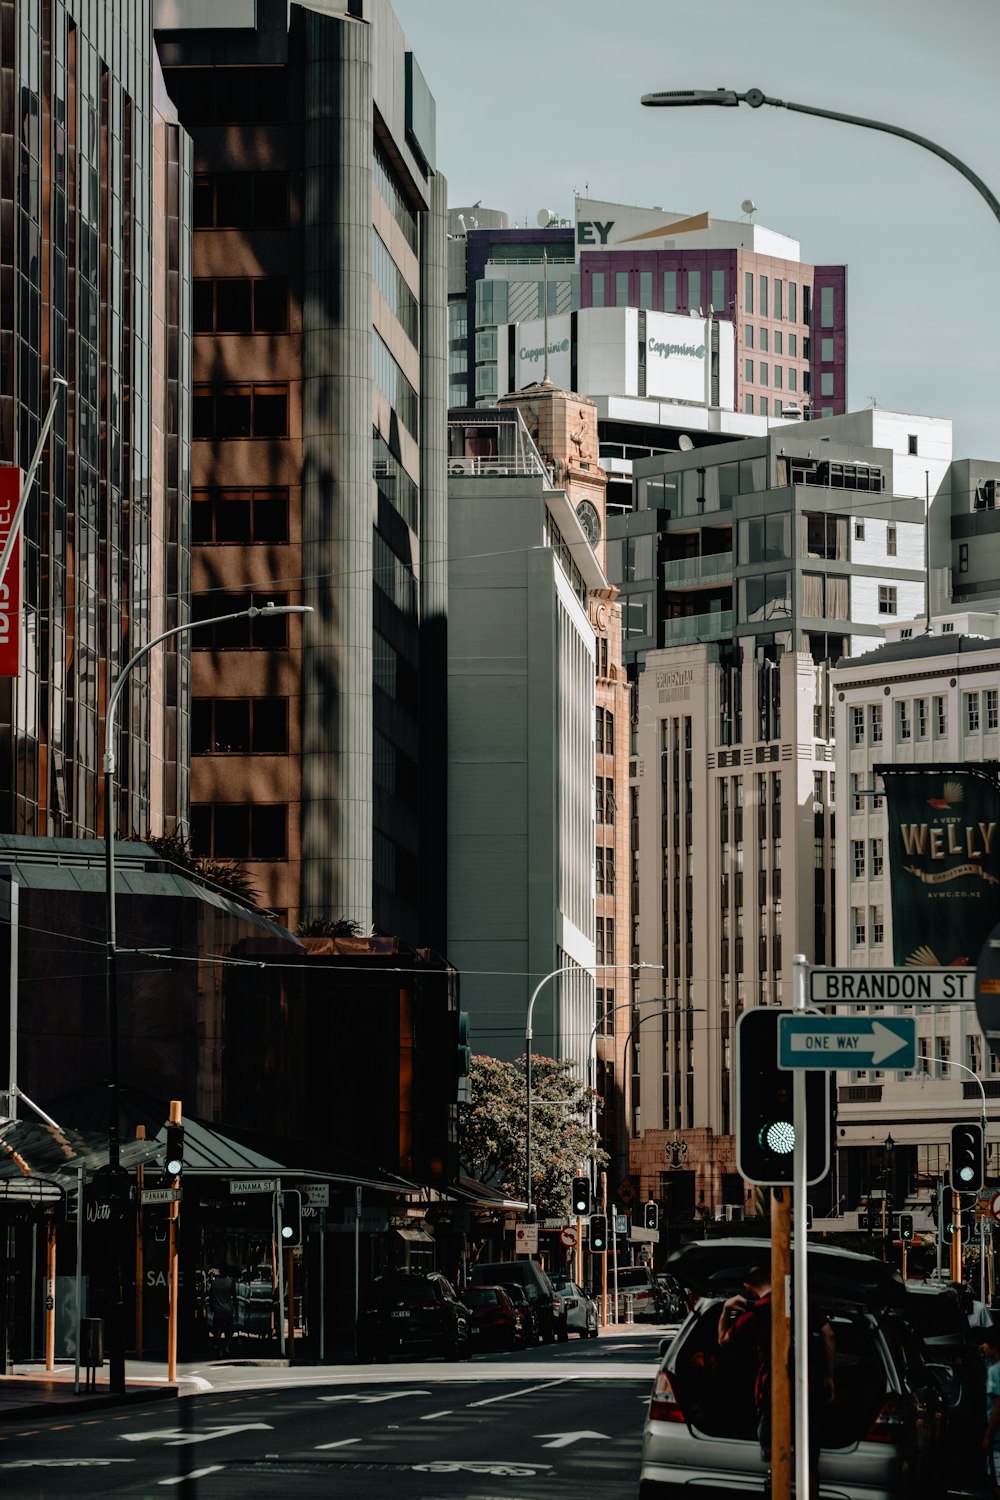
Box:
[640,89,1000,231]
[102,599,311,1392]
[524,962,659,1221]
[932,1058,988,1302]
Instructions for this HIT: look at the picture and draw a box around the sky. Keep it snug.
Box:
[392,0,1000,459]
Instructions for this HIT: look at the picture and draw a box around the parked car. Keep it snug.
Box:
[356,1271,472,1362]
[614,1264,667,1322]
[464,1285,521,1351]
[550,1276,599,1338]
[469,1260,567,1342]
[639,1237,951,1499]
[899,1281,986,1485]
[501,1282,537,1346]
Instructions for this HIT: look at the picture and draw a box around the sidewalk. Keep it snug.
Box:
[0,1360,180,1422]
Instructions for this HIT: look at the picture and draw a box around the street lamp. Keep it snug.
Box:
[621,1004,704,1186]
[640,89,1000,231]
[524,962,659,1220]
[102,599,311,1392]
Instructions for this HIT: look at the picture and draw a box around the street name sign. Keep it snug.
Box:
[229,1178,277,1195]
[808,967,974,1004]
[778,1015,916,1070]
[140,1188,181,1205]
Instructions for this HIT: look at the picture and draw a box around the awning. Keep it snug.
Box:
[396,1227,434,1244]
[0,1118,161,1187]
[442,1172,528,1211]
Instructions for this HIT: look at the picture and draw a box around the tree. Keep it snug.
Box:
[459,1054,608,1218]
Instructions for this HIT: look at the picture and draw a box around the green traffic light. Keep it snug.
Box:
[760,1120,796,1155]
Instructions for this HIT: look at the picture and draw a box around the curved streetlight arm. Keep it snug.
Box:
[641,88,1000,231]
[932,1055,988,1130]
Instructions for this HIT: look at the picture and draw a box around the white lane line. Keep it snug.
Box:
[419,1410,453,1421]
[315,1438,362,1450]
[467,1379,569,1408]
[159,1465,224,1486]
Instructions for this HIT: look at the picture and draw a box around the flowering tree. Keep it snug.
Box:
[459,1054,607,1218]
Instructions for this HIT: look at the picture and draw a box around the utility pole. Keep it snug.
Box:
[167,1100,181,1382]
[599,1170,608,1327]
[770,1188,792,1500]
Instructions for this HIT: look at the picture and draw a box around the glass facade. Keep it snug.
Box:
[0,0,190,840]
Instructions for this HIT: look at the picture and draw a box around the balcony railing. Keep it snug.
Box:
[662,610,734,646]
[663,552,734,587]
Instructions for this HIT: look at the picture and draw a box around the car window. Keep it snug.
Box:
[363,1279,434,1309]
[465,1287,499,1307]
[617,1268,654,1289]
[902,1293,965,1340]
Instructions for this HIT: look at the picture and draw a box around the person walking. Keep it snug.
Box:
[982,1326,1000,1496]
[208,1264,237,1356]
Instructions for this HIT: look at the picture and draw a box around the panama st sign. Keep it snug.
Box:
[778,1015,916,1071]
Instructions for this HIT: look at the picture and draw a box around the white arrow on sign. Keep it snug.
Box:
[786,1018,910,1066]
[535,1430,611,1449]
[123,1423,272,1447]
[318,1390,431,1405]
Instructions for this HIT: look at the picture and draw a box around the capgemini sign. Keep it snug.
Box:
[647,337,706,360]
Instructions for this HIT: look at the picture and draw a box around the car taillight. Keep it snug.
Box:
[649,1368,685,1423]
[865,1395,907,1442]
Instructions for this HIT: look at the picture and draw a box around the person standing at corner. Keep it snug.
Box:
[208,1264,236,1357]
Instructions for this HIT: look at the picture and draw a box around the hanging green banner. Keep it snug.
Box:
[877,765,1000,967]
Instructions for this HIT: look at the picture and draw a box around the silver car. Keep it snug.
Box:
[550,1277,599,1338]
[639,1237,949,1500]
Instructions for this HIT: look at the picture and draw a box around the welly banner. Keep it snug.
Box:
[0,467,22,677]
[877,765,1000,967]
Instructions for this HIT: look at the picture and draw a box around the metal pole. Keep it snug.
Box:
[791,953,809,1500]
[353,1184,361,1339]
[936,1179,944,1282]
[6,880,16,1121]
[73,1164,84,1394]
[135,1125,145,1360]
[924,470,932,633]
[770,1187,792,1500]
[167,1100,181,1383]
[45,1216,56,1372]
[319,1207,326,1364]
[599,1170,608,1327]
[276,1190,286,1358]
[0,378,67,591]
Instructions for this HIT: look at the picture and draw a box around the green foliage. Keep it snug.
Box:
[459,1053,608,1218]
[141,827,261,907]
[295,915,366,938]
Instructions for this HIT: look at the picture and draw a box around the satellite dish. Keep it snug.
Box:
[678,434,694,452]
[536,208,556,228]
[741,198,757,215]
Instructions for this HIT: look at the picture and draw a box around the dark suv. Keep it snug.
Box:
[356,1272,472,1362]
[469,1260,567,1342]
[900,1281,986,1484]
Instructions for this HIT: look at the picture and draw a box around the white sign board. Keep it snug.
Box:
[644,311,712,404]
[515,1224,539,1254]
[141,1187,182,1205]
[809,967,975,1004]
[303,1184,329,1207]
[229,1178,277,1195]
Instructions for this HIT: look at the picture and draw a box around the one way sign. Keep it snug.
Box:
[778,1015,915,1070]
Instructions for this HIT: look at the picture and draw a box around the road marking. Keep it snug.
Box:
[123,1422,272,1447]
[2,1459,135,1470]
[318,1390,431,1405]
[159,1465,224,1486]
[467,1379,569,1408]
[536,1429,611,1448]
[419,1410,453,1421]
[315,1438,362,1450]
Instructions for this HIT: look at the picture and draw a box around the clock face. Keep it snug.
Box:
[576,500,601,548]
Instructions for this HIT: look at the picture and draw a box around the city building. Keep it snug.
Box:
[830,612,1000,1227]
[452,196,848,514]
[446,400,603,1071]
[154,0,448,940]
[621,410,951,1223]
[0,3,191,844]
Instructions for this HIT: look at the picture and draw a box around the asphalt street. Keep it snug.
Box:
[0,1328,662,1498]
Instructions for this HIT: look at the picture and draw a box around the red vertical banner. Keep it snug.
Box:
[0,467,22,677]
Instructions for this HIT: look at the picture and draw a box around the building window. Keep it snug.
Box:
[615,270,629,306]
[373,329,419,439]
[988,689,999,730]
[852,839,865,879]
[639,270,653,309]
[852,906,866,946]
[788,368,797,392]
[959,543,969,573]
[759,275,768,318]
[851,706,864,745]
[917,1037,929,1075]
[191,591,291,649]
[711,268,726,312]
[934,696,947,736]
[908,434,918,455]
[194,276,290,335]
[851,773,863,812]
[820,372,834,397]
[916,698,928,738]
[687,269,702,312]
[193,384,289,440]
[760,398,768,417]
[820,285,834,327]
[878,586,897,615]
[870,703,883,743]
[745,393,753,414]
[886,524,897,557]
[855,521,865,541]
[745,324,753,349]
[759,362,768,386]
[936,1035,950,1066]
[897,701,911,741]
[190,802,288,860]
[663,270,676,312]
[773,365,783,390]
[966,692,981,732]
[774,333,783,359]
[193,171,290,229]
[759,328,768,354]
[192,488,289,545]
[591,272,605,308]
[788,283,797,322]
[744,271,753,314]
[745,359,754,382]
[870,838,884,878]
[871,904,884,946]
[192,697,289,754]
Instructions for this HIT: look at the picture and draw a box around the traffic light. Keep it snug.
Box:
[898,1213,914,1243]
[736,1009,830,1186]
[164,1123,184,1178]
[950,1122,984,1190]
[589,1214,608,1253]
[278,1190,303,1247]
[571,1176,591,1216]
[643,1200,659,1230]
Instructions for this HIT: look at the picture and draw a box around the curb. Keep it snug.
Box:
[0,1380,179,1423]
